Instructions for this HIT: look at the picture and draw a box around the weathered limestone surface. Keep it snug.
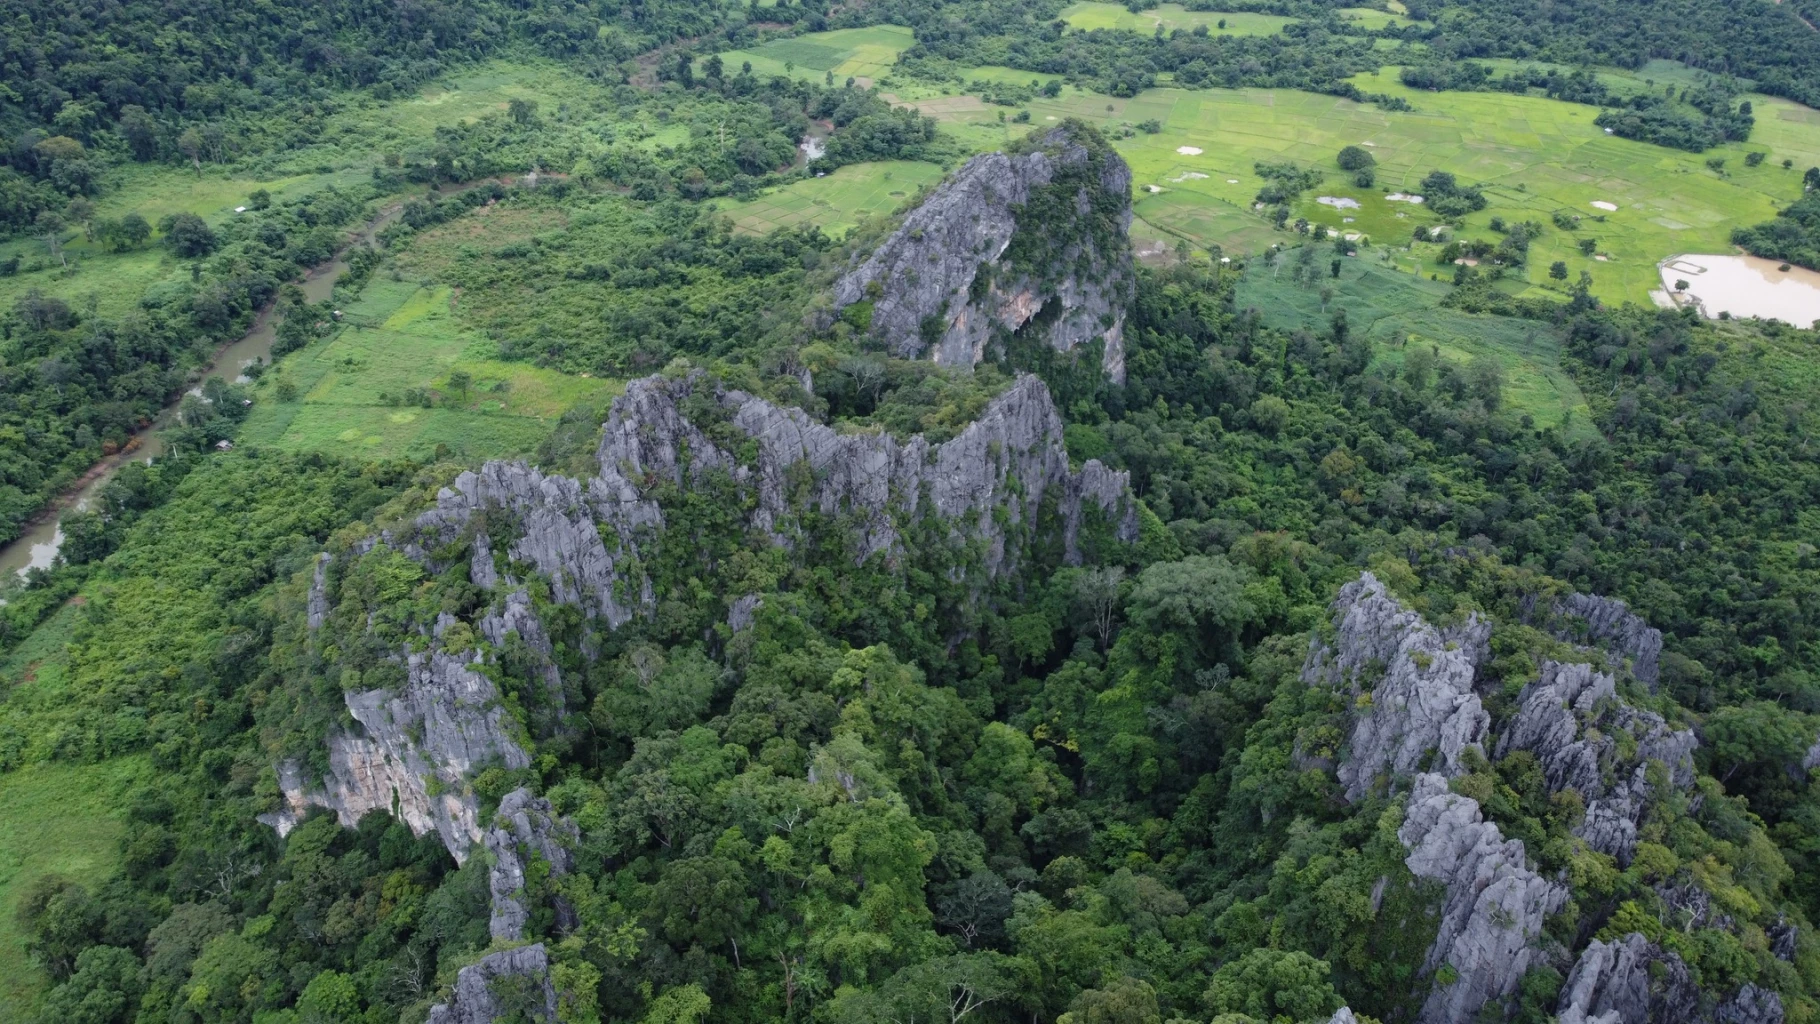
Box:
[1302,572,1490,801]
[1498,659,1696,865]
[486,788,578,942]
[263,646,531,863]
[425,944,557,1024]
[1557,932,1784,1024]
[417,372,1135,594]
[831,124,1134,379]
[1306,573,1732,1024]
[1399,773,1568,1024]
[1552,591,1663,688]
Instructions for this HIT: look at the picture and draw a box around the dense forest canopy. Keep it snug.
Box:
[5,1,1820,1024]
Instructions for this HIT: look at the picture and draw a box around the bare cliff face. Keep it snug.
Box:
[1305,573,1768,1024]
[831,122,1135,381]
[275,371,1136,866]
[414,369,1136,600]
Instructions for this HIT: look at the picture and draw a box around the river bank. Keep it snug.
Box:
[0,202,406,580]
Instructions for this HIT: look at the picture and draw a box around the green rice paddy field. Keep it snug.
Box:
[1059,3,1295,36]
[723,159,945,237]
[239,277,618,461]
[904,75,1820,305]
[1237,257,1595,434]
[708,25,1820,305]
[718,26,917,86]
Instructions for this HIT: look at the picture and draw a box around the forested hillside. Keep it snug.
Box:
[5,0,1820,1023]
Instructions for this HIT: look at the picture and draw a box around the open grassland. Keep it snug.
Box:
[724,159,945,236]
[240,276,617,461]
[1237,256,1595,433]
[0,757,146,1011]
[0,164,367,319]
[0,605,145,1009]
[892,77,1820,305]
[0,60,611,321]
[1060,3,1294,35]
[1334,6,1424,30]
[719,26,916,85]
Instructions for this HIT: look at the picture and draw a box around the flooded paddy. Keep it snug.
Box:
[1659,254,1820,325]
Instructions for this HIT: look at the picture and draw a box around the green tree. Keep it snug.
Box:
[1061,975,1161,1024]
[158,213,217,257]
[35,210,68,266]
[1549,260,1569,280]
[1204,948,1342,1021]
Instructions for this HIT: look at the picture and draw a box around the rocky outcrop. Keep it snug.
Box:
[1557,933,1783,1024]
[487,788,578,942]
[307,552,331,629]
[831,122,1134,380]
[1302,572,1490,801]
[417,372,1136,597]
[1400,773,1569,1024]
[1308,573,1771,1024]
[425,944,557,1024]
[263,644,532,862]
[1497,659,1696,865]
[1551,592,1663,688]
[277,371,1133,863]
[479,589,563,702]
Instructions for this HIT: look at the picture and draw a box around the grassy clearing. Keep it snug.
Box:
[241,276,617,461]
[1334,6,1424,30]
[0,164,366,319]
[1060,3,1294,35]
[0,59,611,322]
[723,159,947,237]
[719,26,916,85]
[0,748,148,1011]
[1236,254,1594,433]
[963,80,1820,304]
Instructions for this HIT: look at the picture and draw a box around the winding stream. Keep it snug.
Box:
[0,203,405,579]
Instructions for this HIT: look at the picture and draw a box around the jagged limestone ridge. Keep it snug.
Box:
[1309,572,1777,1024]
[424,943,557,1024]
[486,787,578,942]
[1557,932,1785,1024]
[831,123,1134,380]
[1497,659,1696,866]
[1302,572,1492,801]
[279,371,1136,864]
[413,370,1136,611]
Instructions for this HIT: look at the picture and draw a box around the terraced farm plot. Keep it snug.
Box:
[239,277,616,461]
[725,160,946,238]
[1236,256,1594,434]
[1061,2,1294,35]
[719,26,915,85]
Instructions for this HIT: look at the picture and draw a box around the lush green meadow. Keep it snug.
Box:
[1236,255,1595,433]
[718,25,916,85]
[893,74,1820,303]
[723,159,944,236]
[710,26,1820,305]
[240,276,617,461]
[0,605,147,1008]
[0,164,367,319]
[1059,3,1295,36]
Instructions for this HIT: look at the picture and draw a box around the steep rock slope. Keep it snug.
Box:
[831,121,1135,380]
[276,371,1136,861]
[1306,573,1769,1024]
